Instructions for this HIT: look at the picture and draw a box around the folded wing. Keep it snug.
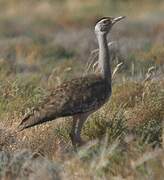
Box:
[17,75,108,131]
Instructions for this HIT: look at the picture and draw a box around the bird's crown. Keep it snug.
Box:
[94,16,125,34]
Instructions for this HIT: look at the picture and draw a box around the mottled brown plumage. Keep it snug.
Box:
[18,74,111,131]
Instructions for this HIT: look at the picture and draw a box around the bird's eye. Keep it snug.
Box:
[103,20,108,24]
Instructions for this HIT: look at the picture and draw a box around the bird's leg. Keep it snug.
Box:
[70,113,89,146]
[75,113,89,146]
[70,115,78,146]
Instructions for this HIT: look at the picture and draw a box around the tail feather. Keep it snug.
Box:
[17,108,57,131]
[17,114,35,131]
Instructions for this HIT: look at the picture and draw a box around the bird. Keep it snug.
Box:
[17,16,125,146]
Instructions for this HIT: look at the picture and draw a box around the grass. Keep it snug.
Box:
[0,0,164,179]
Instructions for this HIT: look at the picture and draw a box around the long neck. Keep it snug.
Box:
[97,33,111,84]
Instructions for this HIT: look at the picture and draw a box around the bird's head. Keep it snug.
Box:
[95,16,125,35]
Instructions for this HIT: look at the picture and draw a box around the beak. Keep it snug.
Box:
[112,16,126,25]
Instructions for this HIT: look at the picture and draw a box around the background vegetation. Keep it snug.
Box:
[0,0,164,179]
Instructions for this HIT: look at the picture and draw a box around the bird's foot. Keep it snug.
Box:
[69,133,85,147]
[76,139,86,146]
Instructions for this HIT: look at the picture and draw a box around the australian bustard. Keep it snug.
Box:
[17,16,125,146]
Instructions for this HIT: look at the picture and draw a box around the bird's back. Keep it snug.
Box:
[18,74,111,131]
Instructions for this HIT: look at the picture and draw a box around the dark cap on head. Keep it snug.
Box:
[95,17,112,25]
[95,16,126,25]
